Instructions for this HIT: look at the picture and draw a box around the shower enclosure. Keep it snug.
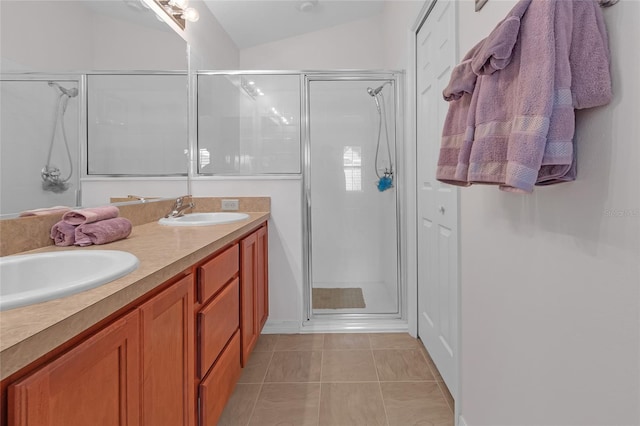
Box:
[0,72,188,216]
[304,73,402,320]
[195,71,403,322]
[0,77,82,214]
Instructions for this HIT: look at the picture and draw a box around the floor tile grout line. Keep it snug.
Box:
[244,382,263,426]
[370,336,391,426]
[244,335,277,426]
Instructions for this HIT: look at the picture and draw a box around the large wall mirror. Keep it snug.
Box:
[0,0,189,216]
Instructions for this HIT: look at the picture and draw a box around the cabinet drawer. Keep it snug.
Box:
[199,330,241,426]
[198,244,239,303]
[198,278,239,378]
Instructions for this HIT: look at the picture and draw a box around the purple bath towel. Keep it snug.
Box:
[63,205,119,225]
[74,217,132,247]
[471,0,532,76]
[436,40,484,186]
[464,0,556,193]
[50,221,77,246]
[536,0,611,186]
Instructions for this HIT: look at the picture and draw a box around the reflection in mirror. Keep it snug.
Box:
[197,73,301,175]
[0,0,188,217]
[87,74,188,176]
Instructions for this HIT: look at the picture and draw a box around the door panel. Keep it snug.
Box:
[416,0,459,399]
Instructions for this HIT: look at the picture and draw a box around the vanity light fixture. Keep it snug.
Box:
[152,0,199,30]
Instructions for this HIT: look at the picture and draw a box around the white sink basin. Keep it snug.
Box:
[0,250,139,311]
[159,212,249,227]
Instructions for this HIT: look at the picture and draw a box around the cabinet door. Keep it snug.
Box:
[240,231,258,365]
[140,275,194,426]
[198,278,239,378]
[199,331,241,426]
[256,225,269,330]
[8,311,140,426]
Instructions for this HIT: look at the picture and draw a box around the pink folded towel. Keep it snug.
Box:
[50,221,78,246]
[20,206,71,217]
[74,218,133,247]
[63,205,119,225]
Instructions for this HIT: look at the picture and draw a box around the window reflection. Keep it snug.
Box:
[343,146,362,192]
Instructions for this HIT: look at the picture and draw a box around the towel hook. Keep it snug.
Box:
[598,0,618,7]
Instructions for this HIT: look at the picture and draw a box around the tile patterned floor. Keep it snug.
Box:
[218,333,454,426]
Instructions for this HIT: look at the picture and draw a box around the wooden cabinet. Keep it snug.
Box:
[198,278,239,378]
[197,244,239,304]
[240,224,269,365]
[196,245,241,425]
[8,311,140,426]
[256,225,269,331]
[199,331,241,426]
[140,275,194,426]
[4,220,268,426]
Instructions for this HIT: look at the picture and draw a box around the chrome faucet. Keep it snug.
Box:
[165,195,194,218]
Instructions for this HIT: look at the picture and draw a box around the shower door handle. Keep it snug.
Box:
[438,206,445,214]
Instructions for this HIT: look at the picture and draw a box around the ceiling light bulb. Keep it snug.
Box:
[169,0,189,9]
[182,7,199,22]
[298,1,315,12]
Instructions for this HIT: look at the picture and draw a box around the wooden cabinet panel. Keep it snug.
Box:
[198,244,239,304]
[257,225,269,330]
[240,225,269,366]
[8,310,140,426]
[198,278,239,378]
[199,331,241,426]
[240,231,258,365]
[140,275,194,426]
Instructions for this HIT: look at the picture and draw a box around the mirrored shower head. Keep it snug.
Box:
[48,81,78,98]
[367,85,384,97]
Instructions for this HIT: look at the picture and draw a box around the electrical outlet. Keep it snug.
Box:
[221,199,239,211]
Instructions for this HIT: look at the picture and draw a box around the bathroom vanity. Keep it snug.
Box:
[0,204,269,426]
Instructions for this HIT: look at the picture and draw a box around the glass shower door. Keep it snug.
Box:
[307,78,399,317]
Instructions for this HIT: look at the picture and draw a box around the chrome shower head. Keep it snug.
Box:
[367,85,384,97]
[367,86,382,111]
[48,81,78,98]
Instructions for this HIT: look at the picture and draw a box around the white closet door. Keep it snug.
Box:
[416,0,459,399]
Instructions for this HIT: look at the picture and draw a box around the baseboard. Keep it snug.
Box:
[261,319,301,334]
[457,414,468,426]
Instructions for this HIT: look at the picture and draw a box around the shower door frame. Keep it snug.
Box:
[302,71,405,323]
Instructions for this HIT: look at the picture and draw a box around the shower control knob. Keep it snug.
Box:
[438,206,445,214]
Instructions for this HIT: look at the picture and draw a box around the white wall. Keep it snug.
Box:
[185,0,240,70]
[190,178,303,331]
[239,14,386,70]
[456,1,640,425]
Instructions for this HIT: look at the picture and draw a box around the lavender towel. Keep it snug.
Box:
[50,221,78,246]
[20,206,71,217]
[464,0,557,193]
[74,217,132,247]
[436,40,484,186]
[63,205,119,225]
[535,0,611,186]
